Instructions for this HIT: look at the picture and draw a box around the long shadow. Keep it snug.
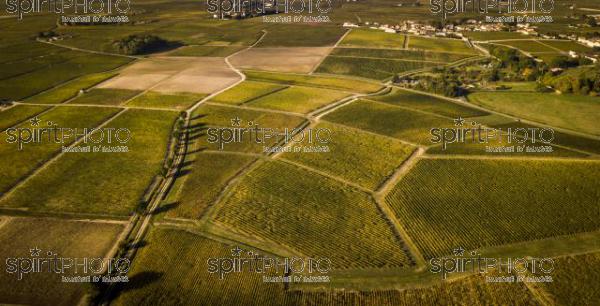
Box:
[152,202,179,215]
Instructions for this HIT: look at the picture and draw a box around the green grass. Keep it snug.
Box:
[0,53,131,100]
[244,70,382,93]
[126,91,205,110]
[0,105,50,131]
[214,160,413,269]
[167,45,245,57]
[281,122,415,190]
[210,81,287,105]
[494,40,556,53]
[408,36,475,54]
[0,217,123,306]
[468,91,600,136]
[247,86,350,114]
[112,227,288,306]
[316,56,438,80]
[69,88,142,106]
[331,48,471,62]
[0,109,176,215]
[385,159,600,259]
[0,106,120,195]
[372,88,488,117]
[165,153,255,219]
[323,99,455,145]
[25,72,118,104]
[538,252,600,306]
[339,29,406,48]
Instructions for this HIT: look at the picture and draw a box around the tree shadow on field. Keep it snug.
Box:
[129,240,148,250]
[152,202,179,216]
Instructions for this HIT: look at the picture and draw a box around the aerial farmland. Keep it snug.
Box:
[1,0,599,305]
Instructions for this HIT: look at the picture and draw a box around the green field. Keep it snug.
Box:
[244,70,382,93]
[281,122,415,190]
[331,48,471,63]
[323,99,455,145]
[213,160,413,269]
[540,40,593,53]
[317,56,438,80]
[408,36,475,54]
[339,29,406,49]
[126,91,205,110]
[468,91,600,136]
[292,273,540,305]
[463,31,527,41]
[0,50,84,80]
[426,133,588,157]
[0,105,50,131]
[210,81,287,105]
[537,252,600,305]
[0,53,131,100]
[25,72,118,104]
[165,153,255,220]
[372,88,488,117]
[257,24,347,47]
[0,217,123,306]
[191,104,306,153]
[385,159,600,259]
[246,86,350,114]
[112,227,540,305]
[112,228,288,306]
[69,89,141,106]
[0,106,120,195]
[489,121,600,155]
[493,40,556,53]
[0,109,176,214]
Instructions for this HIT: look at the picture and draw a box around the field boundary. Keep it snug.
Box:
[0,108,128,203]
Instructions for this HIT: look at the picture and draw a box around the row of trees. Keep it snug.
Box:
[540,65,600,95]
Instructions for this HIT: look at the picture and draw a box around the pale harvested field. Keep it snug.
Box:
[229,47,332,73]
[98,57,240,94]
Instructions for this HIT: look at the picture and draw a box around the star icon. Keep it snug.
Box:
[231,117,241,127]
[30,247,41,257]
[30,117,41,126]
[453,117,465,127]
[453,246,465,256]
[231,246,242,256]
